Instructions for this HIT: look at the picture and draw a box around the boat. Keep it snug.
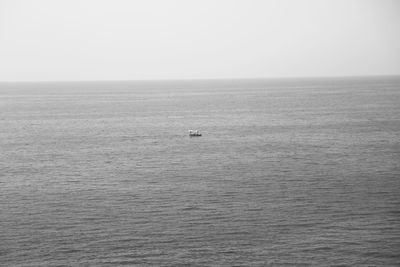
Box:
[189,130,202,137]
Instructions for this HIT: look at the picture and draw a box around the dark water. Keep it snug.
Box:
[1,77,400,266]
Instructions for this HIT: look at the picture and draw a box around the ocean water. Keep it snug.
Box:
[1,77,399,266]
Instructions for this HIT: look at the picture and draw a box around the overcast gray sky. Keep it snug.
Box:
[0,0,399,81]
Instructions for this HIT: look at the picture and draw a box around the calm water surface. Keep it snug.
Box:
[1,77,400,266]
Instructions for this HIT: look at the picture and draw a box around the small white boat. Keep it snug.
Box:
[189,130,202,137]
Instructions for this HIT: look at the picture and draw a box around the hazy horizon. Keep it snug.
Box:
[1,74,400,84]
[1,0,399,82]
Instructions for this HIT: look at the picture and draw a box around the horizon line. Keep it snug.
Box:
[1,74,399,83]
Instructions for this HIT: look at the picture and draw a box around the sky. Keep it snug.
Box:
[0,0,399,81]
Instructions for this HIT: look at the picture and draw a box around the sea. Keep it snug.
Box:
[1,77,399,266]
